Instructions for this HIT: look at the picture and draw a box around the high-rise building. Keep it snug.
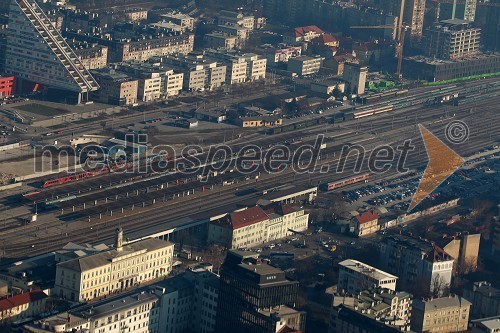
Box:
[438,0,477,22]
[379,235,454,296]
[423,19,481,60]
[383,0,427,39]
[464,0,478,21]
[215,250,305,333]
[5,0,99,103]
[155,263,219,333]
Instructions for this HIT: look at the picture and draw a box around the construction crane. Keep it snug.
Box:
[351,0,407,80]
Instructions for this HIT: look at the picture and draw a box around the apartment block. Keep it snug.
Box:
[6,0,99,103]
[204,33,238,50]
[258,45,302,66]
[329,288,413,333]
[117,61,184,100]
[66,290,160,333]
[205,49,267,84]
[379,235,454,296]
[55,228,175,302]
[158,12,195,31]
[162,53,226,91]
[216,25,251,47]
[208,204,309,249]
[463,281,500,319]
[216,250,305,333]
[424,19,481,60]
[218,10,255,30]
[63,28,194,63]
[70,42,108,70]
[338,259,398,293]
[288,55,323,77]
[411,296,471,333]
[91,68,138,106]
[0,290,47,322]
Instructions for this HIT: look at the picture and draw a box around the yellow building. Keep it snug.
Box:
[208,204,309,249]
[411,296,471,333]
[352,210,379,237]
[236,116,283,128]
[0,290,47,322]
[55,228,174,302]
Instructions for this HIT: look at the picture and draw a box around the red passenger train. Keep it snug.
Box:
[320,173,370,191]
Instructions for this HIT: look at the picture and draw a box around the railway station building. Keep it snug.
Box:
[55,228,174,302]
[208,204,309,249]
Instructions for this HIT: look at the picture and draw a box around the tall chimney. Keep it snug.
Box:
[115,227,123,252]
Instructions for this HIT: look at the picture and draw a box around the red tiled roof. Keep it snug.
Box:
[294,25,325,38]
[0,290,47,311]
[229,206,269,230]
[312,33,338,45]
[425,245,453,263]
[356,210,379,224]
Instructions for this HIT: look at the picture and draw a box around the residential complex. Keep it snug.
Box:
[157,12,195,31]
[63,27,194,63]
[287,55,324,77]
[205,49,267,84]
[90,68,139,106]
[208,204,309,249]
[215,250,305,333]
[338,259,398,293]
[5,0,99,103]
[162,53,226,91]
[379,235,454,295]
[55,228,175,302]
[70,42,108,70]
[411,296,471,333]
[329,288,413,332]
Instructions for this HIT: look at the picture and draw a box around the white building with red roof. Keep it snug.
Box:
[351,210,379,237]
[283,25,326,45]
[208,204,309,249]
[0,289,47,322]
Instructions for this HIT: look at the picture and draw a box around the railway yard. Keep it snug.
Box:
[0,78,499,262]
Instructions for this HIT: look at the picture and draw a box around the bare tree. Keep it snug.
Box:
[431,274,449,298]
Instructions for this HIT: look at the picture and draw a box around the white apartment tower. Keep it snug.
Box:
[5,0,99,103]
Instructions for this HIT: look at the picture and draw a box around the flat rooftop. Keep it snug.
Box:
[339,259,398,282]
[70,291,159,319]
